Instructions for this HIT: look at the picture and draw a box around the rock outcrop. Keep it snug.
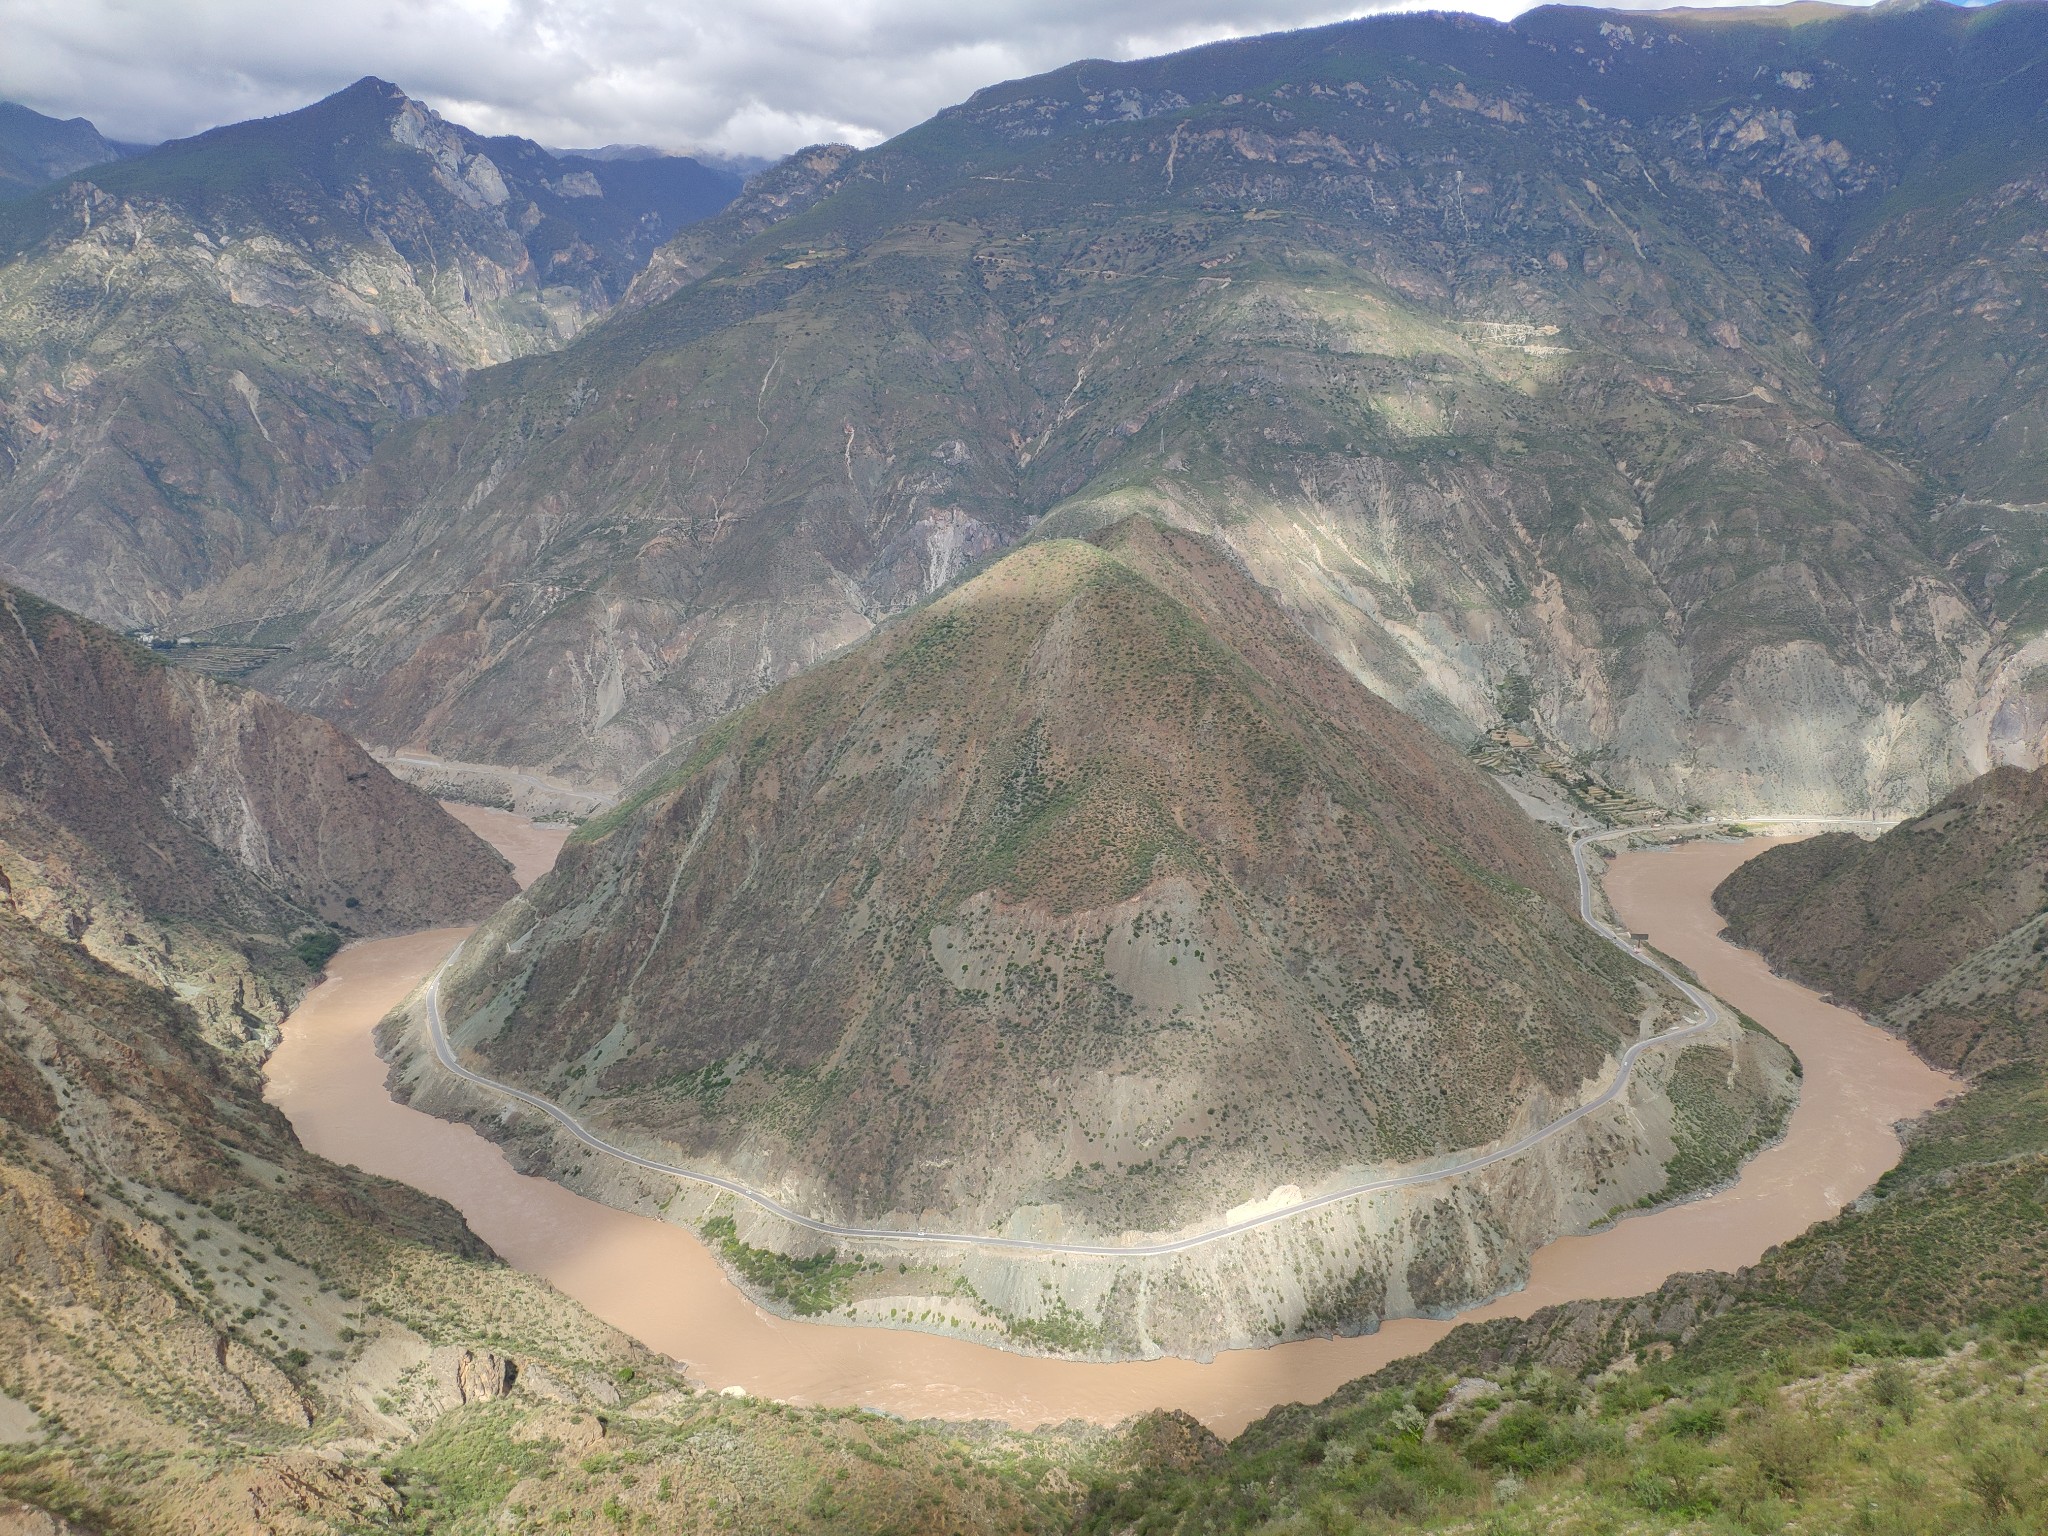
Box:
[0,580,517,1043]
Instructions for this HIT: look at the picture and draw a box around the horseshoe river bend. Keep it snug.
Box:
[262,808,1952,1438]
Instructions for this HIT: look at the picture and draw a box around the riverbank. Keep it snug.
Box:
[263,825,1953,1437]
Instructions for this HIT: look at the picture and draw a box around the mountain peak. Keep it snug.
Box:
[311,74,427,128]
[418,518,1707,1358]
[0,98,124,190]
[332,75,410,104]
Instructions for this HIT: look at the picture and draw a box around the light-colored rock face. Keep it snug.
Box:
[178,7,2048,815]
[389,98,512,210]
[0,186,573,627]
[1132,456,2013,817]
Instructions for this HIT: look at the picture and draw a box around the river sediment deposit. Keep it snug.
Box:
[263,825,1954,1436]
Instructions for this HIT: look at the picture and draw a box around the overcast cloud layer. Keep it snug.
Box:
[3,0,1883,161]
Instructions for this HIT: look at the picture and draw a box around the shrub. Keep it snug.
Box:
[1664,1401,1728,1440]
[1409,1376,1452,1415]
[1966,1437,2041,1518]
[1467,1404,1573,1473]
[1868,1360,1917,1422]
[1726,1404,1832,1505]
[1998,1303,2048,1346]
[1624,1439,1718,1515]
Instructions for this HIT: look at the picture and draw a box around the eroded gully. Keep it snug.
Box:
[263,813,1953,1437]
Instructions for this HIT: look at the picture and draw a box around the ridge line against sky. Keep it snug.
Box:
[0,0,1901,164]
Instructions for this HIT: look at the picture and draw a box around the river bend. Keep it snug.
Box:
[263,818,1952,1436]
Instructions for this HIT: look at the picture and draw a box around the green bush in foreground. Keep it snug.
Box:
[1082,1321,2048,1535]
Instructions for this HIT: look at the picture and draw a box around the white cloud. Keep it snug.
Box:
[0,0,1880,159]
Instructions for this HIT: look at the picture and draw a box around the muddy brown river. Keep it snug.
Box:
[263,825,1954,1437]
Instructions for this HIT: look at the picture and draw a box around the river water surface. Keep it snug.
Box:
[263,825,1954,1437]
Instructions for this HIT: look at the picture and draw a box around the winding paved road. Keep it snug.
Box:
[417,814,1892,1257]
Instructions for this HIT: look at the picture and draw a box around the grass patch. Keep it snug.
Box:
[385,1403,558,1524]
[1882,1060,2048,1188]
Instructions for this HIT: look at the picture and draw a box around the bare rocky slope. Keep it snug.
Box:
[401,519,1793,1357]
[0,79,740,628]
[1716,764,2048,1074]
[0,580,517,1047]
[0,888,1091,1536]
[179,2,2048,813]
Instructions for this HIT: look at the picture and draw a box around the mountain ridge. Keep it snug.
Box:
[1715,763,2048,1072]
[0,578,518,1049]
[0,101,126,194]
[175,0,2048,814]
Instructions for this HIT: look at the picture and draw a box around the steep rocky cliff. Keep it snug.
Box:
[401,520,1791,1355]
[1716,765,2048,1073]
[0,580,517,1045]
[0,79,740,626]
[181,3,2048,813]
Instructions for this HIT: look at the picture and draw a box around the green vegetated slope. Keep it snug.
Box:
[0,101,125,194]
[0,79,741,627]
[436,519,1675,1248]
[1080,1279,2048,1534]
[188,2,2048,809]
[0,579,517,1049]
[1716,764,2048,1073]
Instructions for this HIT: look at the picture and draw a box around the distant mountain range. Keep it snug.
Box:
[551,141,775,177]
[0,80,742,624]
[152,0,2048,818]
[0,100,131,192]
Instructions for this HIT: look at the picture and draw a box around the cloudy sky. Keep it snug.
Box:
[3,0,1880,161]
